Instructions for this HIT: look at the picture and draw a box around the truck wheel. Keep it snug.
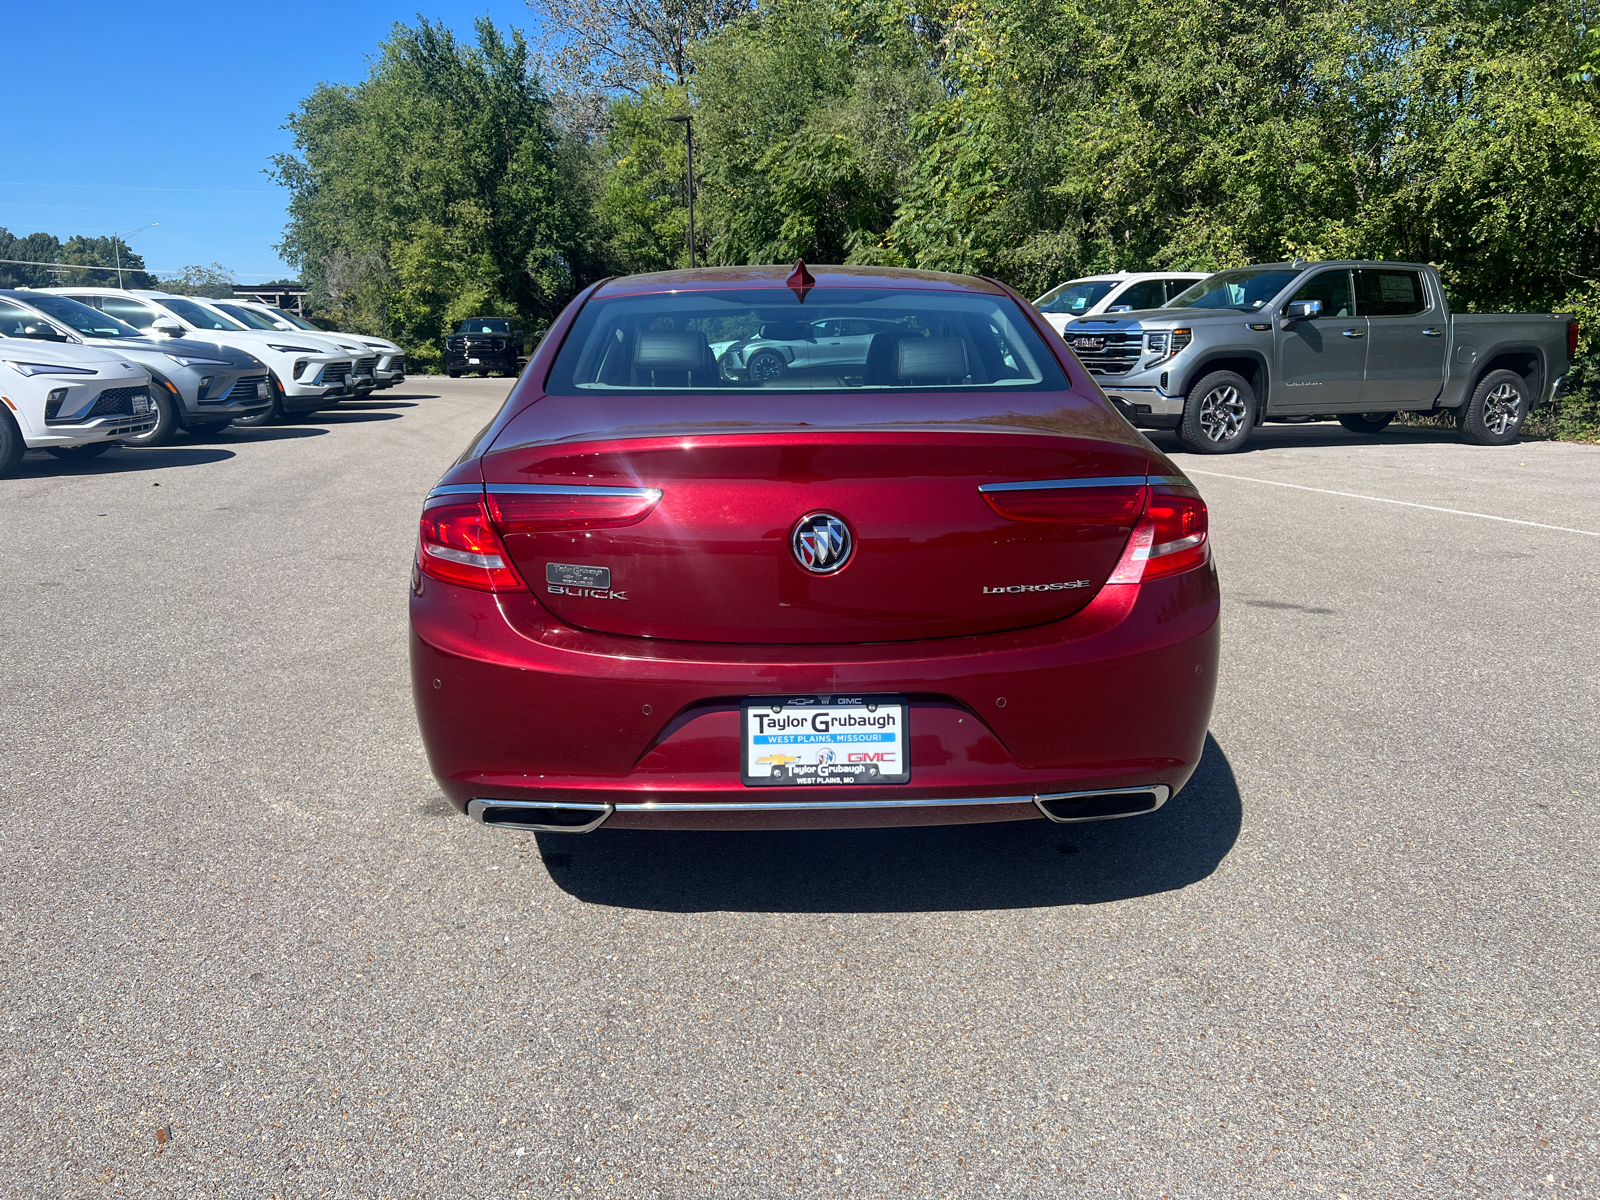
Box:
[121,388,180,448]
[1337,412,1394,434]
[1458,369,1529,446]
[1178,371,1255,453]
[0,407,24,478]
[45,442,114,460]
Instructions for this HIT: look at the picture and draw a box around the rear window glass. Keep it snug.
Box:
[546,287,1068,394]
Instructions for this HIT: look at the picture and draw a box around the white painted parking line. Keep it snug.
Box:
[1184,468,1600,538]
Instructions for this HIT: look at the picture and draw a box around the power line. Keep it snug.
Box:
[0,257,293,280]
[0,180,277,194]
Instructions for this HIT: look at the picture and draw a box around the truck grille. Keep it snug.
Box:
[316,361,351,386]
[1065,331,1144,377]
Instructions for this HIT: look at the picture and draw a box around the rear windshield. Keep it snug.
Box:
[546,287,1068,394]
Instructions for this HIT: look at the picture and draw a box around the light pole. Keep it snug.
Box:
[112,223,158,288]
[662,114,695,269]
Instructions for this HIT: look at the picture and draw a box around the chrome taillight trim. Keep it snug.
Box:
[488,483,663,500]
[978,475,1148,493]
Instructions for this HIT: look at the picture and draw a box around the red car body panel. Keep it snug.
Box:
[410,265,1220,831]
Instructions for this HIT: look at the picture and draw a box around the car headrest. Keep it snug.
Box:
[896,337,969,382]
[758,321,812,343]
[634,331,711,372]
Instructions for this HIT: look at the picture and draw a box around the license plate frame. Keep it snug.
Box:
[741,695,910,787]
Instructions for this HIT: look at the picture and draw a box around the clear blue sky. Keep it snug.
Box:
[0,1,521,281]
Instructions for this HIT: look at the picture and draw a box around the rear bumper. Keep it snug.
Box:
[409,561,1221,830]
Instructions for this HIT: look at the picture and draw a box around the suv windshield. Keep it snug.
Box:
[1035,280,1118,315]
[458,318,511,334]
[4,293,142,339]
[547,287,1068,394]
[211,303,281,331]
[158,297,246,331]
[1166,268,1300,312]
[269,306,322,332]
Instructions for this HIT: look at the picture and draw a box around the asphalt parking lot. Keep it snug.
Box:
[2,379,1597,1198]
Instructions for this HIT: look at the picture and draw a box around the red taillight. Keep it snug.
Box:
[486,486,662,533]
[1570,322,1581,362]
[1107,486,1209,584]
[417,498,526,591]
[981,483,1146,526]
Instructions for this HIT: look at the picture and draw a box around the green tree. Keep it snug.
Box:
[273,17,600,369]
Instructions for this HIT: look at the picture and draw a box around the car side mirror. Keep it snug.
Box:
[22,321,68,341]
[1283,299,1322,321]
[151,319,185,338]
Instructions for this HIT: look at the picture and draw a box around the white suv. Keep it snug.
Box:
[0,329,155,475]
[211,300,406,390]
[1034,272,1209,332]
[45,288,362,421]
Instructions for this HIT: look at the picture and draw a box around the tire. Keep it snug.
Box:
[747,351,788,385]
[1458,369,1529,446]
[232,376,284,427]
[121,388,181,447]
[447,370,462,379]
[1337,411,1395,434]
[0,407,23,478]
[1178,370,1256,453]
[45,442,114,460]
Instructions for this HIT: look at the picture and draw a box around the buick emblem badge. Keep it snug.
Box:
[791,512,852,574]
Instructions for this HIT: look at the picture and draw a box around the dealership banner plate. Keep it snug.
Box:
[741,696,909,786]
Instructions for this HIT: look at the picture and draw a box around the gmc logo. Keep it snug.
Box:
[1071,337,1106,351]
[848,752,894,763]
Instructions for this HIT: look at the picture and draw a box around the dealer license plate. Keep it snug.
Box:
[132,396,151,414]
[741,695,909,787]
[256,382,271,399]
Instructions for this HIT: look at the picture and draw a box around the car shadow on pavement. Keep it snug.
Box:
[300,411,404,424]
[535,734,1242,913]
[11,447,237,476]
[179,426,328,445]
[334,399,420,409]
[1146,422,1464,456]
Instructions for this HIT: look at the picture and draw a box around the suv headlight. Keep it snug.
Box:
[1145,328,1191,365]
[2,359,98,377]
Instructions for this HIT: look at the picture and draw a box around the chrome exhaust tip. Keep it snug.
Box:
[1033,785,1170,823]
[466,799,614,834]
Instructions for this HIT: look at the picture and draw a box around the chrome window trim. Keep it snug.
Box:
[978,475,1147,493]
[1033,784,1170,824]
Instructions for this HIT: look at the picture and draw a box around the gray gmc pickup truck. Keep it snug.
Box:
[1060,261,1576,453]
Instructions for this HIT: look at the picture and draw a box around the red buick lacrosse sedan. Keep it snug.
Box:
[410,264,1219,833]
